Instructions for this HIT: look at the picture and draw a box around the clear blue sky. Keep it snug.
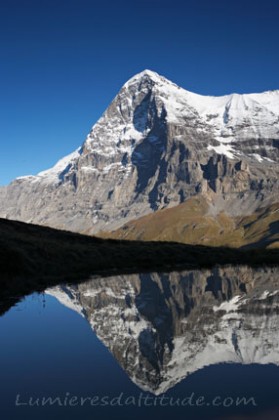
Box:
[1,0,278,185]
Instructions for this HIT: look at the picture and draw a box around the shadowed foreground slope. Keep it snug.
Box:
[0,217,278,315]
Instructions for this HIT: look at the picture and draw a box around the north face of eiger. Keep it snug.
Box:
[0,70,278,239]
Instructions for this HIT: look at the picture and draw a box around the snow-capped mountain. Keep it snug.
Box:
[48,266,279,394]
[0,70,278,234]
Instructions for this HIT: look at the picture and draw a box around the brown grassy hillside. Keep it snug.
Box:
[102,198,279,249]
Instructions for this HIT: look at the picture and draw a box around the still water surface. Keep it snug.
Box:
[0,266,279,420]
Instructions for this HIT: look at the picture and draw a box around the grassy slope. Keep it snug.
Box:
[102,198,279,249]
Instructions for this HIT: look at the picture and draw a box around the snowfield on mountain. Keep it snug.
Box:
[0,70,278,244]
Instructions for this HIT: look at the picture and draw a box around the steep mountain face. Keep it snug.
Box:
[47,266,279,394]
[0,70,278,234]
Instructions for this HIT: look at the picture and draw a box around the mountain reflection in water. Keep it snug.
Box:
[47,265,279,395]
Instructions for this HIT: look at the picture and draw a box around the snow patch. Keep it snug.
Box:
[213,295,242,313]
[35,148,81,184]
[208,143,235,159]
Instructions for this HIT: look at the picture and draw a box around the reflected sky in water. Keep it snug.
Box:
[0,266,279,420]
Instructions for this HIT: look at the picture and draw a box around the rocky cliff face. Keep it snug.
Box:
[47,266,279,394]
[0,70,278,233]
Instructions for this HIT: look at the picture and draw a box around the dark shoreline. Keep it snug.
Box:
[0,217,278,315]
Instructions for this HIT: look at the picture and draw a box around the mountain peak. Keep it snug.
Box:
[124,69,171,88]
[1,69,278,236]
[137,69,160,78]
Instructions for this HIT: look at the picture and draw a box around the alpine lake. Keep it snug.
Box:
[1,265,279,420]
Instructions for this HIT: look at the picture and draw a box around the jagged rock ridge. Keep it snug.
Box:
[0,70,278,233]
